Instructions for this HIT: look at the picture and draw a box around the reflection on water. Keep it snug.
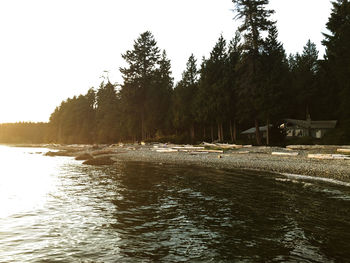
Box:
[0,146,350,262]
[0,147,57,218]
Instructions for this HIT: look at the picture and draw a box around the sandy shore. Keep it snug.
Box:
[39,143,350,183]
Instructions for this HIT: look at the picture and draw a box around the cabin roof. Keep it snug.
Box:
[284,119,337,129]
[241,125,272,134]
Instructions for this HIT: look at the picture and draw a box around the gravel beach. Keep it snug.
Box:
[44,143,350,183]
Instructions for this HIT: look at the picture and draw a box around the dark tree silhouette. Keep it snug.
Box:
[120,31,162,140]
[173,54,198,140]
[232,0,275,145]
[41,2,350,145]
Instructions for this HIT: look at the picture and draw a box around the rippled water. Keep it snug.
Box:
[1,146,350,262]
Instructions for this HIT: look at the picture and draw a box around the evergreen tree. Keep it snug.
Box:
[48,88,97,144]
[195,35,240,142]
[119,31,162,140]
[226,32,242,142]
[96,81,119,143]
[233,0,275,54]
[50,97,77,143]
[194,58,214,141]
[201,35,229,141]
[232,0,275,145]
[290,40,319,119]
[260,25,289,144]
[173,54,198,140]
[322,0,350,120]
[144,50,174,138]
[49,103,64,142]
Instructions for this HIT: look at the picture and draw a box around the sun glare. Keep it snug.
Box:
[0,146,57,218]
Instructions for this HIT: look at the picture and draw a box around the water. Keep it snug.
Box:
[0,146,350,262]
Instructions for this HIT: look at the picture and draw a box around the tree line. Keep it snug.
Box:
[0,122,49,144]
[6,0,349,145]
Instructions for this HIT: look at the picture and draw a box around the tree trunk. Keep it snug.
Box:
[211,125,214,142]
[255,119,262,145]
[266,119,270,146]
[141,112,145,141]
[58,123,62,143]
[230,121,233,142]
[217,122,224,142]
[203,126,206,139]
[190,124,195,140]
[233,119,237,142]
[220,123,224,142]
[217,123,221,141]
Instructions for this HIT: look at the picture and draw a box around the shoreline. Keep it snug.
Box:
[33,143,350,183]
[113,147,350,182]
[3,143,350,183]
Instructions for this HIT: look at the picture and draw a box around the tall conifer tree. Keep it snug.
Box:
[96,81,119,143]
[232,0,275,145]
[120,31,161,140]
[261,25,288,144]
[226,32,242,142]
[203,35,228,141]
[289,40,319,119]
[145,50,174,137]
[322,0,350,120]
[173,54,198,140]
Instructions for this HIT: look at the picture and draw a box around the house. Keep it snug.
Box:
[241,125,272,140]
[280,116,337,139]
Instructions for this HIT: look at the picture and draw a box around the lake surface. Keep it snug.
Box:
[0,145,350,262]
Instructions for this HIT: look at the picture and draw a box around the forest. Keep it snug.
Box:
[1,0,349,145]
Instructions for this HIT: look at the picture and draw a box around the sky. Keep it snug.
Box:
[0,0,333,123]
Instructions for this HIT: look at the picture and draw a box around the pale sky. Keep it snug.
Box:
[0,0,332,123]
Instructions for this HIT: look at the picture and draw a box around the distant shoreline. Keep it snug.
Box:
[6,143,349,183]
